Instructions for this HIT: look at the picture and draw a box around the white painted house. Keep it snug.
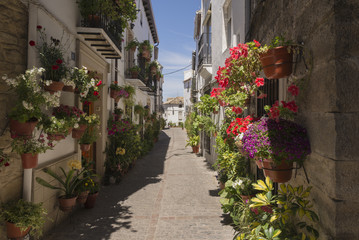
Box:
[162,97,184,127]
[183,69,193,123]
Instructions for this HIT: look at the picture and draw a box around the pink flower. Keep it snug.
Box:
[255,78,264,87]
[288,84,299,96]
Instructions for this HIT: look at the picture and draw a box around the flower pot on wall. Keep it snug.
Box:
[47,133,66,141]
[20,153,39,169]
[6,222,30,239]
[142,49,150,60]
[62,85,75,92]
[9,119,38,139]
[72,124,87,139]
[260,159,293,183]
[44,81,64,94]
[80,144,91,152]
[84,192,99,209]
[259,46,293,79]
[58,195,77,212]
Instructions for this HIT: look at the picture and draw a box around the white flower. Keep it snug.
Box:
[232,179,243,189]
[22,101,34,110]
[45,80,52,86]
[74,123,79,129]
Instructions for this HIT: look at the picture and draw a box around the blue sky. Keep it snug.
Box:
[151,0,201,101]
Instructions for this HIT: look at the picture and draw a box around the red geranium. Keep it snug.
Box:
[29,40,35,46]
[37,25,42,30]
[232,106,243,115]
[52,65,59,70]
[226,116,253,137]
[288,84,299,96]
[93,91,99,96]
[255,78,264,87]
[56,59,63,65]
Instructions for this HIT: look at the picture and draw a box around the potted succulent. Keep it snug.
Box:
[185,135,200,154]
[42,116,69,141]
[2,67,61,138]
[11,135,53,169]
[128,65,141,79]
[124,39,139,51]
[35,159,86,211]
[0,199,47,239]
[242,117,311,183]
[259,36,294,79]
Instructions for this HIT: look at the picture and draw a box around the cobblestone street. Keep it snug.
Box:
[45,128,234,240]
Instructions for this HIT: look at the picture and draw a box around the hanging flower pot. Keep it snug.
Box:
[150,66,157,75]
[110,89,118,99]
[44,81,64,94]
[77,191,89,204]
[58,195,77,212]
[80,144,91,152]
[259,46,293,79]
[72,124,87,139]
[9,119,38,139]
[20,153,39,169]
[6,222,30,239]
[47,133,65,141]
[142,49,150,60]
[62,85,75,92]
[84,192,99,209]
[260,159,293,183]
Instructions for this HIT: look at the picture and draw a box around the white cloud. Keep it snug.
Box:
[159,49,192,71]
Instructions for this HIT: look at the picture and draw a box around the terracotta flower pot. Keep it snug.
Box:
[6,222,30,239]
[44,81,64,94]
[9,119,38,139]
[192,145,199,154]
[110,89,118,99]
[77,191,89,204]
[20,153,38,169]
[259,46,293,79]
[47,133,65,141]
[58,195,77,212]
[62,85,75,92]
[72,124,87,139]
[142,49,150,59]
[80,144,91,152]
[261,159,293,183]
[84,192,99,209]
[219,182,225,190]
[131,71,139,79]
[150,66,157,75]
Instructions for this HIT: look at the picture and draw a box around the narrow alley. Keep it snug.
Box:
[45,128,234,240]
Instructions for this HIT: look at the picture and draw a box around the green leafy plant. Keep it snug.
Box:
[185,135,200,147]
[0,199,47,238]
[11,135,54,155]
[79,126,99,144]
[196,94,219,115]
[125,39,139,51]
[71,67,103,103]
[35,161,87,198]
[0,149,10,169]
[41,116,69,137]
[128,65,141,74]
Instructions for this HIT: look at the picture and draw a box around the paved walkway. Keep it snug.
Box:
[45,128,234,240]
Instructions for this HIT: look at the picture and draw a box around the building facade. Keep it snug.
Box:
[162,97,184,127]
[0,0,162,237]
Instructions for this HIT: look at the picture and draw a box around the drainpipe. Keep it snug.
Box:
[23,2,38,202]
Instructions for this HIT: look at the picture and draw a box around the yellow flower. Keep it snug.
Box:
[67,159,82,170]
[85,183,88,186]
[116,147,126,155]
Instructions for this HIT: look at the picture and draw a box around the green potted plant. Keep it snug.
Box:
[41,116,69,141]
[35,160,87,211]
[78,114,100,151]
[71,67,103,103]
[11,135,53,169]
[2,67,61,138]
[185,135,200,153]
[148,61,158,75]
[52,104,85,134]
[84,176,100,209]
[125,39,139,51]
[138,40,153,60]
[259,36,295,79]
[128,65,141,79]
[0,199,47,239]
[196,94,219,115]
[242,117,311,183]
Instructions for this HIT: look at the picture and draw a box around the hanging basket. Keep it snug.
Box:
[72,124,87,139]
[58,195,77,212]
[44,81,64,94]
[260,159,293,183]
[259,46,293,79]
[110,89,118,99]
[80,144,91,152]
[20,153,39,169]
[9,119,38,139]
[142,49,150,59]
[47,133,66,141]
[6,222,30,239]
[84,192,99,209]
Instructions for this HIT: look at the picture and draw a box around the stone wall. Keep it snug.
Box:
[0,0,28,239]
[249,0,359,239]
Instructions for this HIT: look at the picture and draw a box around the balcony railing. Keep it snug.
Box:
[80,14,123,52]
[198,33,212,67]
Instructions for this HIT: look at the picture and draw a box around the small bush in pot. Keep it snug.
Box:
[0,199,47,239]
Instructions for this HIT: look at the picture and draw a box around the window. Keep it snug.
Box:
[223,0,232,49]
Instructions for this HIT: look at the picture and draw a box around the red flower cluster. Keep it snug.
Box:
[52,65,59,70]
[268,101,280,120]
[288,84,299,96]
[232,106,243,115]
[53,104,84,119]
[281,100,298,113]
[210,88,224,98]
[255,77,264,87]
[226,116,253,137]
[229,43,248,60]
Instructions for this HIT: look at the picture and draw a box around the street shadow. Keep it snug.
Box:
[44,130,171,240]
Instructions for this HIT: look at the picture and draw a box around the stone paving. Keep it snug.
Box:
[45,128,234,240]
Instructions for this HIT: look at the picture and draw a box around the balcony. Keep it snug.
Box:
[125,57,157,93]
[197,33,212,79]
[77,14,123,59]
